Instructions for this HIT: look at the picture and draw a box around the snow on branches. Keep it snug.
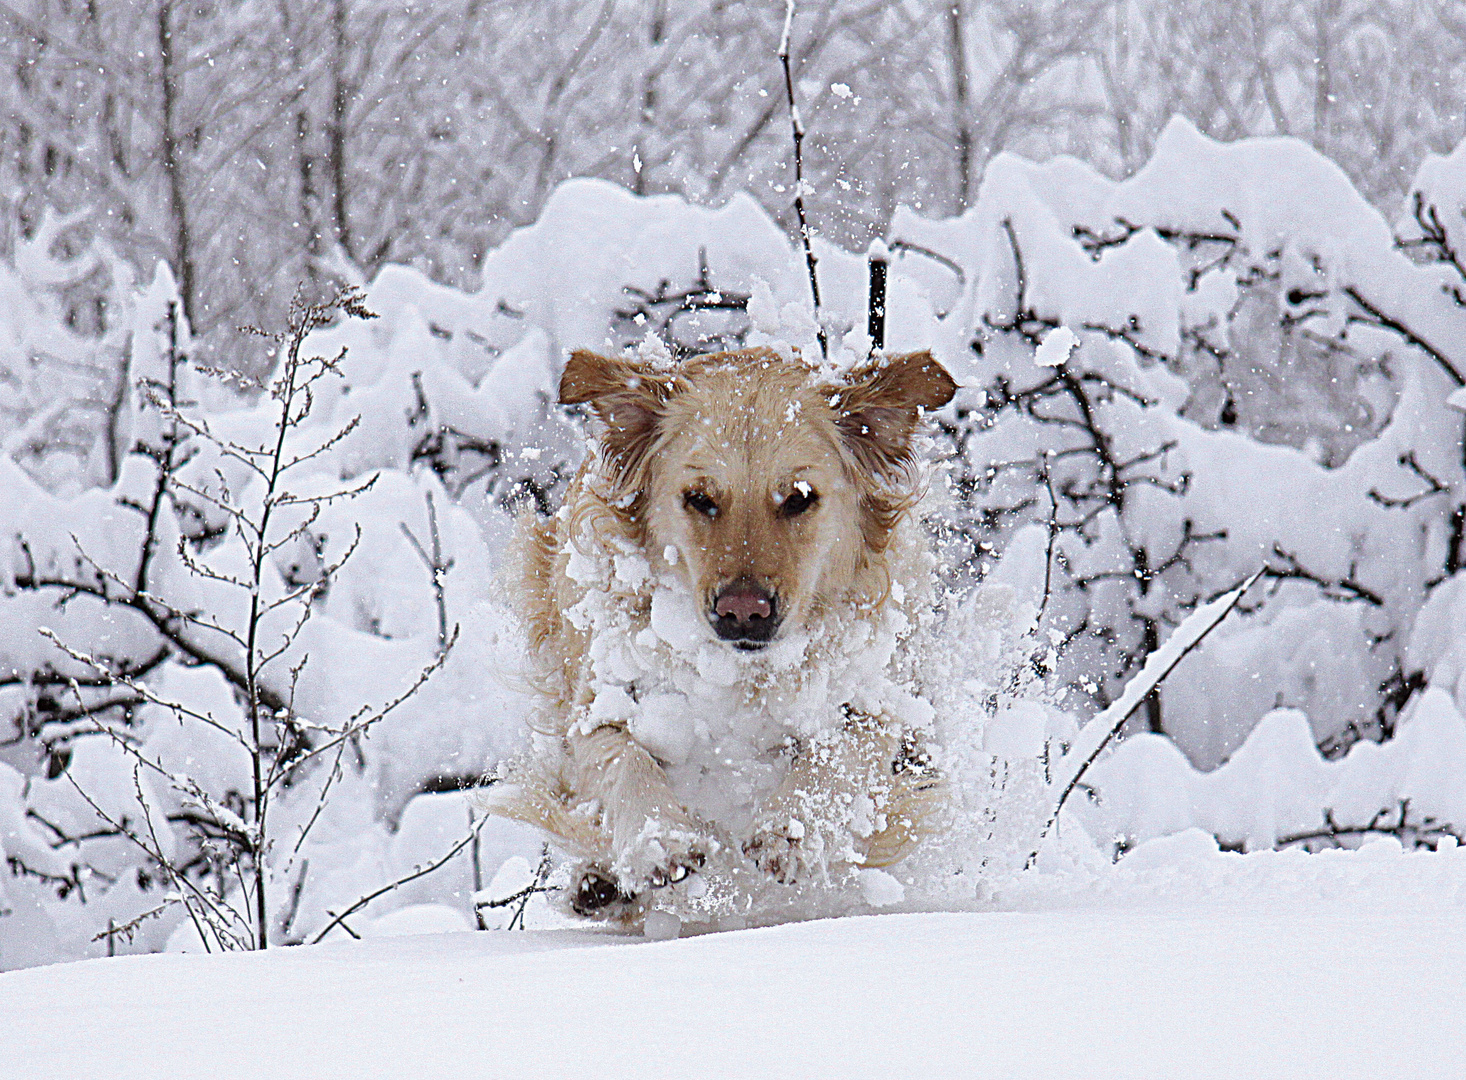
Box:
[5,116,1466,963]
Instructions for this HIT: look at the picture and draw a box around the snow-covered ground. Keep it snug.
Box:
[5,834,1464,1079]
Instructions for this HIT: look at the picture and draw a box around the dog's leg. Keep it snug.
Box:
[744,715,938,884]
[566,724,711,895]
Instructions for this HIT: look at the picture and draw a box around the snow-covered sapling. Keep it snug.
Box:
[18,287,456,949]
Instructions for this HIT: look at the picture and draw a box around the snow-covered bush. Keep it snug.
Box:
[1077,690,1466,856]
[0,211,137,494]
[907,118,1466,772]
[912,119,1466,864]
[0,271,547,965]
[6,118,1466,965]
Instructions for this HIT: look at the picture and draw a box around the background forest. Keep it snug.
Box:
[6,0,1464,356]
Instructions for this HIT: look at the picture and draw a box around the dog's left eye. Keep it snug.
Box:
[684,489,719,518]
[778,483,819,518]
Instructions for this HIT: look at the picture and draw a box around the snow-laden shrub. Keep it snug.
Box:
[0,211,138,494]
[907,117,1466,770]
[5,120,1466,964]
[1078,688,1466,855]
[0,278,545,964]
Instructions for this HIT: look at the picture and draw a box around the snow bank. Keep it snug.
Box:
[1078,689,1466,854]
[5,878,1466,1079]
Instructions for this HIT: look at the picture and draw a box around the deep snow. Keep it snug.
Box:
[4,836,1465,1079]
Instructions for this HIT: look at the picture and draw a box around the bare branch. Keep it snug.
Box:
[311,812,486,944]
[1030,568,1266,866]
[778,0,826,359]
[399,491,452,654]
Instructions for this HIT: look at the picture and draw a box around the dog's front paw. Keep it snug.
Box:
[646,845,706,889]
[570,865,636,917]
[640,831,711,891]
[743,816,817,885]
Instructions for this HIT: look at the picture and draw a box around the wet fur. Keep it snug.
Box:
[488,346,957,910]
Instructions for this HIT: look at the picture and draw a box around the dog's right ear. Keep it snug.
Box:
[560,350,674,476]
[833,350,957,479]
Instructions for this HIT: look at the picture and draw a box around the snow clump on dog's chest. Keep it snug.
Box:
[561,528,935,838]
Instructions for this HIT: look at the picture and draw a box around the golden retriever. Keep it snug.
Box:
[487,345,957,919]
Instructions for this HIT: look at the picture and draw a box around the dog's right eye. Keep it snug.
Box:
[778,482,819,518]
[683,490,719,518]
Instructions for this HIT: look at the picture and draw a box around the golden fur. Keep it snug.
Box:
[488,345,957,915]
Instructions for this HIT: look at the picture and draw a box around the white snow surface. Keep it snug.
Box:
[5,838,1465,1079]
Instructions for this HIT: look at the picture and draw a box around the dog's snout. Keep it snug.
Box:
[711,581,779,647]
[714,585,772,623]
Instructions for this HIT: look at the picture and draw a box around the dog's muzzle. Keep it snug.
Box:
[710,580,780,649]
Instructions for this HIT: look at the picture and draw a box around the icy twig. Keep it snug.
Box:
[41,631,251,751]
[1274,800,1463,852]
[1029,567,1265,866]
[268,626,458,788]
[310,811,487,944]
[1344,285,1464,387]
[65,769,251,951]
[290,740,348,856]
[777,0,826,359]
[1030,454,1060,633]
[399,490,453,654]
[475,844,553,932]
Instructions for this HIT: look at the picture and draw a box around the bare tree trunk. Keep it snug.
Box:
[329,0,355,263]
[1133,543,1164,735]
[632,0,666,196]
[947,1,973,212]
[1311,0,1335,156]
[530,0,615,214]
[296,112,319,281]
[281,0,321,286]
[86,0,128,178]
[1141,617,1164,734]
[157,0,197,329]
[1100,1,1138,170]
[1248,0,1291,136]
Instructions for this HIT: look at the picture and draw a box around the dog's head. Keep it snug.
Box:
[562,347,956,649]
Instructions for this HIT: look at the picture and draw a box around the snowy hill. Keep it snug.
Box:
[5,835,1465,1079]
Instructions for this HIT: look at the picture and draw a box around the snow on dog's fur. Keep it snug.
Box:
[486,345,958,920]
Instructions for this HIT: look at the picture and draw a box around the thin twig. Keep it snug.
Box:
[311,813,486,944]
[778,0,826,359]
[399,490,453,654]
[269,625,458,786]
[1031,454,1060,632]
[1028,567,1265,867]
[476,845,553,932]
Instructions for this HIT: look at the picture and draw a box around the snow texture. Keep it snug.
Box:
[4,856,1465,1079]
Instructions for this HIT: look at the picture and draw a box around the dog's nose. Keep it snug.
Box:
[715,585,772,622]
[711,581,779,646]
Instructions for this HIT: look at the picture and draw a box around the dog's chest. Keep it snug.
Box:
[571,558,919,830]
[640,684,831,833]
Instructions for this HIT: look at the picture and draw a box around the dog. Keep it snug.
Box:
[487,344,958,919]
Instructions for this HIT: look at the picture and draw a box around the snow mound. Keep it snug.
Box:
[1078,688,1466,853]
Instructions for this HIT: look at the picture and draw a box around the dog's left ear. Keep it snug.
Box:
[834,350,957,476]
[560,349,675,476]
